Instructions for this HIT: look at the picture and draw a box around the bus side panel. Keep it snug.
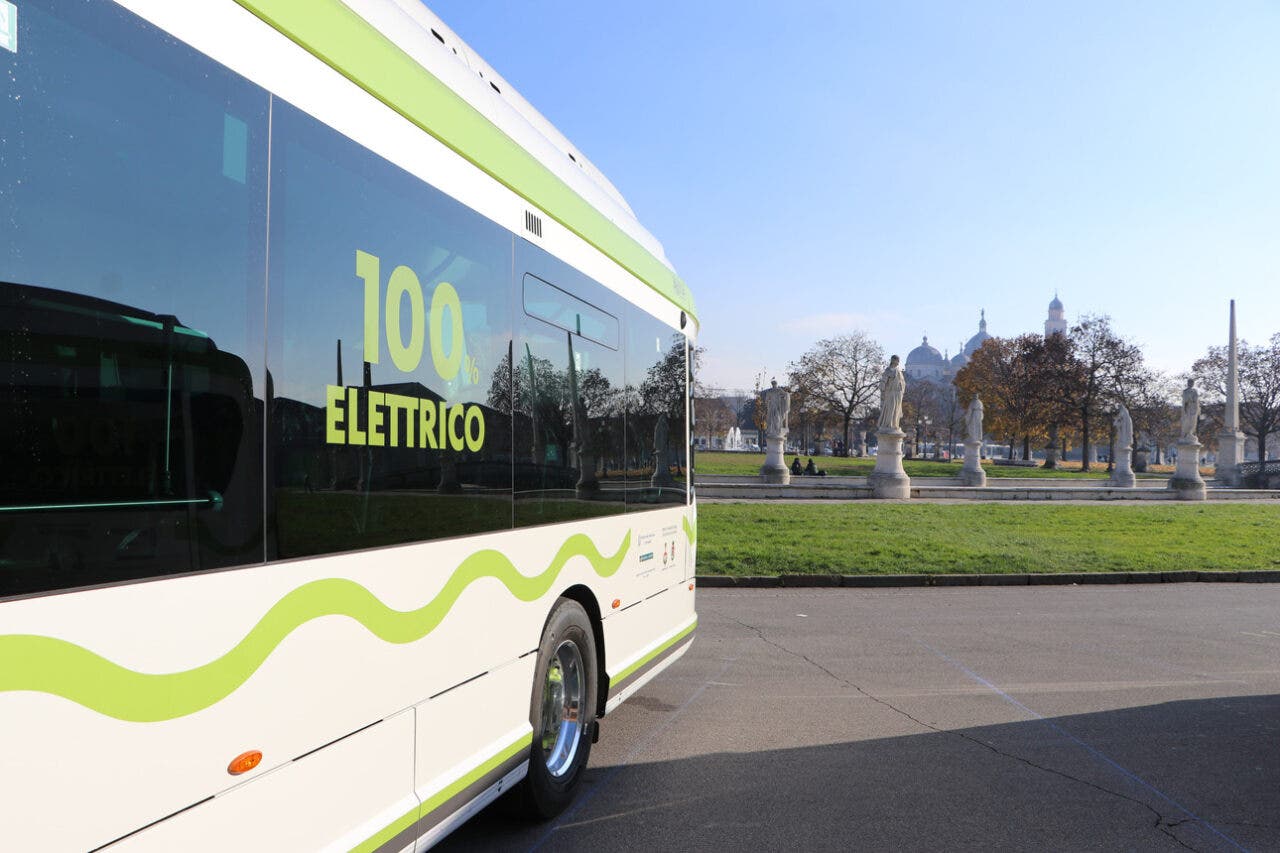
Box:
[410,658,536,841]
[117,709,416,853]
[0,518,619,851]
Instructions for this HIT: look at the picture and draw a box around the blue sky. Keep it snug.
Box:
[426,1,1280,392]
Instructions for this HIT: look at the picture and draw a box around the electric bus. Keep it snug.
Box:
[0,2,698,849]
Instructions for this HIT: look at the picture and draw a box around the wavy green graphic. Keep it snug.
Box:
[683,514,696,545]
[0,532,629,722]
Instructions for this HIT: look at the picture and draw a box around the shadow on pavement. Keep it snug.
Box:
[440,693,1280,852]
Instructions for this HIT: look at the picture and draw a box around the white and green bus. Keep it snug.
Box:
[0,2,698,849]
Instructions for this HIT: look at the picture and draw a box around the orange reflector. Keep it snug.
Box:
[611,598,621,609]
[228,750,263,775]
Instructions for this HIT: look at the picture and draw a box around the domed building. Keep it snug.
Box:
[1045,293,1067,336]
[901,298,1067,386]
[907,311,991,383]
[962,309,992,358]
[905,335,948,381]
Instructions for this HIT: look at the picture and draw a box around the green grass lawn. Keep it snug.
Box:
[694,451,1172,479]
[697,502,1280,575]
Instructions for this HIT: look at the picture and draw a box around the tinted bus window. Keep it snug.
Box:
[523,274,620,349]
[625,313,688,509]
[513,245,626,526]
[0,3,269,598]
[267,102,513,557]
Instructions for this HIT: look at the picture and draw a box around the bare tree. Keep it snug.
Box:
[694,395,736,447]
[1191,334,1280,461]
[1069,315,1145,471]
[953,335,1044,460]
[787,333,885,457]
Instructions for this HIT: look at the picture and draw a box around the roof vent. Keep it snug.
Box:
[524,210,543,238]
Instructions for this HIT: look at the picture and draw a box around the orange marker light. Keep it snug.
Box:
[611,598,621,609]
[228,750,263,775]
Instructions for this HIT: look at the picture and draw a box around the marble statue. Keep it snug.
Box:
[1169,379,1206,499]
[965,395,984,443]
[759,380,792,484]
[650,413,673,486]
[1180,379,1200,443]
[870,356,911,497]
[1110,404,1135,487]
[878,356,905,432]
[1115,404,1133,451]
[959,394,986,487]
[764,379,790,439]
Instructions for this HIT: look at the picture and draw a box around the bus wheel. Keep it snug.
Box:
[517,597,598,819]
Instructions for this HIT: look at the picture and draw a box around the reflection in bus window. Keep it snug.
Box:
[512,245,626,527]
[626,313,689,509]
[266,101,513,558]
[0,2,268,598]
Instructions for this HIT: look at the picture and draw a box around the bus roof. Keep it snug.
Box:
[232,0,697,324]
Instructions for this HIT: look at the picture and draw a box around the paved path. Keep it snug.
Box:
[442,587,1280,851]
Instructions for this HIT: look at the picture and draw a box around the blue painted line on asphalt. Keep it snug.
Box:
[526,638,747,853]
[913,637,1249,852]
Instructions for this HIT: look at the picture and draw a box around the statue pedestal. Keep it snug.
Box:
[1215,430,1246,487]
[1168,440,1206,500]
[760,433,790,484]
[959,439,986,487]
[1110,444,1135,488]
[869,430,911,499]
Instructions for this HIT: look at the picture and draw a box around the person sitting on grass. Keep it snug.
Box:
[790,457,803,475]
[804,458,818,476]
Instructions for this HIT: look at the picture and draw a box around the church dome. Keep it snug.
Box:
[963,328,991,357]
[963,310,992,356]
[907,336,945,366]
[1049,294,1063,311]
[950,349,969,367]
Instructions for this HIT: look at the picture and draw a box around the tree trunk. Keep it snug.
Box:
[1080,406,1092,472]
[1022,435,1030,462]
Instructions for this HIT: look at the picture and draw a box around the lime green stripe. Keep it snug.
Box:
[349,802,417,853]
[231,0,696,321]
[682,514,696,545]
[350,733,532,853]
[0,532,629,722]
[419,733,530,820]
[610,619,697,688]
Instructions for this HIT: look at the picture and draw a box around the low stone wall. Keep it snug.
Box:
[695,480,1280,501]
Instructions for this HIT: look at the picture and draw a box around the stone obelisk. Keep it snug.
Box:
[1215,300,1246,487]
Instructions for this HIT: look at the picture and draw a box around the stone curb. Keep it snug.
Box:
[695,570,1280,588]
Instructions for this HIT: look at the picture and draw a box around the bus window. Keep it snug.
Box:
[0,2,268,598]
[625,313,689,509]
[523,273,620,349]
[513,247,626,526]
[265,100,514,558]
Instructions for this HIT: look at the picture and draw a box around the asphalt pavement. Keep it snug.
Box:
[441,586,1280,852]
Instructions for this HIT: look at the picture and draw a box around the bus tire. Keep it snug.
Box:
[515,597,598,819]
